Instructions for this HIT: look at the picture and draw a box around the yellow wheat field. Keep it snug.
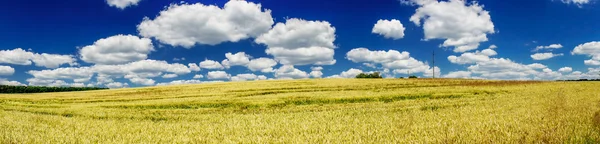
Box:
[1,79,599,143]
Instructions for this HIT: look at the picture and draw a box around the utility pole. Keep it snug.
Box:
[432,50,435,79]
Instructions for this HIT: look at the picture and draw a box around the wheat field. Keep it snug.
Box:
[0,79,599,143]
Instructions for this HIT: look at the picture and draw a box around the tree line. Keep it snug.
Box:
[0,85,109,93]
[355,72,419,79]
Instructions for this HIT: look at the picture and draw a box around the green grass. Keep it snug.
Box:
[0,79,599,143]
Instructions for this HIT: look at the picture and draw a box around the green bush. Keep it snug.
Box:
[408,76,418,79]
[355,72,383,79]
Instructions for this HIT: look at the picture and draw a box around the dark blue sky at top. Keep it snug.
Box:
[1,0,600,86]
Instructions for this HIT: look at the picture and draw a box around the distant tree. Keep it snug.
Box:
[356,73,368,78]
[408,75,418,79]
[355,72,383,79]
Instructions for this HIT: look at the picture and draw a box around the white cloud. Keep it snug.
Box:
[443,71,472,78]
[0,48,77,68]
[199,60,224,70]
[409,0,495,52]
[256,18,337,65]
[309,71,323,78]
[467,58,540,79]
[448,48,497,64]
[247,58,277,73]
[231,73,266,81]
[162,74,178,79]
[27,67,94,84]
[25,79,87,87]
[173,57,186,61]
[138,0,274,47]
[558,67,573,73]
[106,82,129,89]
[534,44,563,51]
[0,48,33,65]
[423,66,441,78]
[128,77,155,85]
[0,78,25,86]
[156,80,203,86]
[372,19,406,40]
[106,0,142,9]
[92,59,191,76]
[222,52,251,68]
[346,47,433,76]
[274,65,309,79]
[188,63,201,72]
[530,53,563,60]
[337,68,364,78]
[527,63,547,69]
[32,53,78,68]
[572,41,600,65]
[80,34,154,65]
[207,71,231,80]
[309,66,324,78]
[346,48,410,63]
[560,0,590,6]
[0,65,15,76]
[264,47,335,66]
[584,59,600,66]
[193,74,204,79]
[90,60,191,86]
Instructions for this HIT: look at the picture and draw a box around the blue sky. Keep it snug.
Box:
[1,0,600,88]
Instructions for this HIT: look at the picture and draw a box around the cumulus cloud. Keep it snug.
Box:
[572,41,600,65]
[274,65,309,79]
[106,0,142,9]
[328,68,364,78]
[346,47,434,77]
[106,82,129,89]
[127,77,155,85]
[372,19,406,39]
[309,66,324,78]
[0,48,77,68]
[80,35,154,65]
[92,60,191,76]
[534,44,563,51]
[560,0,590,6]
[27,67,94,84]
[558,67,573,73]
[0,66,15,76]
[467,58,541,80]
[199,60,224,70]
[188,63,201,72]
[230,73,267,81]
[443,71,472,78]
[193,74,204,79]
[256,18,337,65]
[346,48,410,63]
[221,52,251,68]
[409,0,495,52]
[247,58,277,73]
[207,71,231,80]
[87,60,191,86]
[162,74,178,79]
[530,53,563,60]
[0,78,25,86]
[138,0,274,47]
[448,48,498,64]
[156,80,203,86]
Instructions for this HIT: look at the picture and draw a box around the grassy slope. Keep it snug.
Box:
[0,79,599,143]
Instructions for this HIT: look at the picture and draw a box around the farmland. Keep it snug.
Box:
[0,79,599,143]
